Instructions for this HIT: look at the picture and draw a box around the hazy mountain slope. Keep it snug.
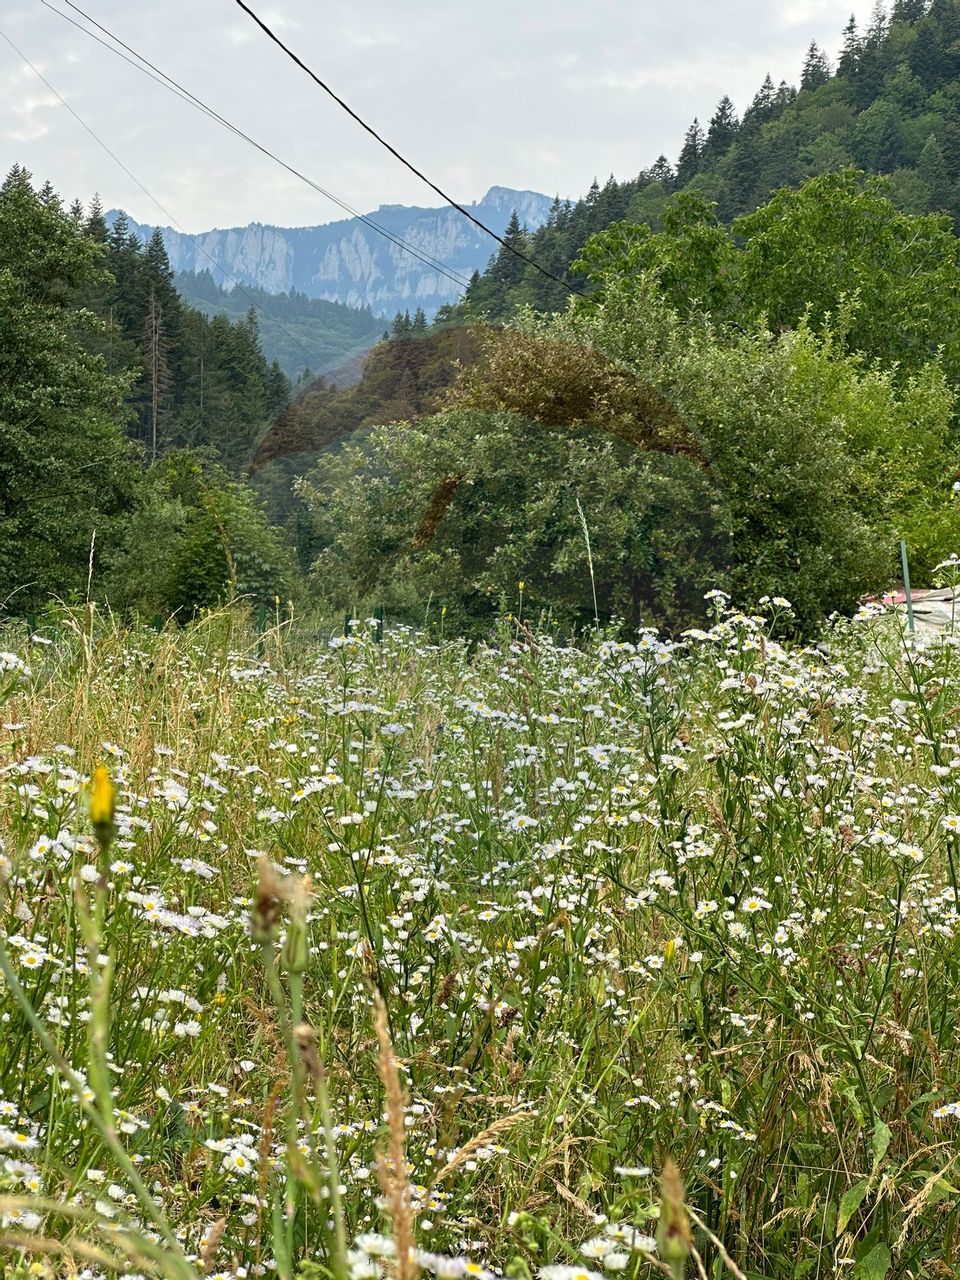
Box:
[175,270,385,381]
[109,187,554,317]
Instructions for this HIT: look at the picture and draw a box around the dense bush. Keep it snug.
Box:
[105,453,296,619]
[300,297,957,634]
[299,406,724,631]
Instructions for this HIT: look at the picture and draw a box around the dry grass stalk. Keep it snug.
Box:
[554,1180,596,1219]
[431,1113,525,1186]
[373,992,418,1280]
[201,1216,228,1273]
[690,1243,710,1280]
[895,1157,957,1252]
[686,1204,748,1280]
[656,1159,694,1280]
[294,1022,323,1087]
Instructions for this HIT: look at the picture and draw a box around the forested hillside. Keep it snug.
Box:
[7,1,960,635]
[175,270,384,382]
[452,0,960,320]
[0,168,294,617]
[77,200,290,467]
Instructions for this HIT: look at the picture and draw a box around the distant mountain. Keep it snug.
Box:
[108,187,555,317]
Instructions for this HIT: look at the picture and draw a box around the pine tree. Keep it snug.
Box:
[704,96,739,159]
[676,118,705,185]
[892,0,927,20]
[85,193,108,242]
[838,15,864,76]
[801,41,832,89]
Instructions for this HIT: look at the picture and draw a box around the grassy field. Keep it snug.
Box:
[0,600,958,1280]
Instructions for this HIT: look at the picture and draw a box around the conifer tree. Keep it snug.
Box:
[801,41,832,90]
[676,119,705,185]
[748,75,776,124]
[143,285,171,461]
[650,155,675,186]
[917,133,954,213]
[85,193,108,242]
[0,168,136,610]
[908,16,945,87]
[704,96,739,159]
[488,210,529,290]
[891,0,927,19]
[839,15,864,76]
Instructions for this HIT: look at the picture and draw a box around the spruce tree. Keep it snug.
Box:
[676,118,705,185]
[650,155,675,186]
[909,17,946,87]
[838,15,863,76]
[85,193,108,242]
[917,133,955,213]
[704,96,739,159]
[488,210,529,290]
[0,169,136,610]
[891,0,927,19]
[801,41,832,90]
[143,285,171,461]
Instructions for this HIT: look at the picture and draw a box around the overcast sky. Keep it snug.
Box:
[1,0,876,232]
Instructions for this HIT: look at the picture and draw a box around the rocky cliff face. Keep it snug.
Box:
[111,187,555,317]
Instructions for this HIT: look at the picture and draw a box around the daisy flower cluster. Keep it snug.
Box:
[0,600,958,1277]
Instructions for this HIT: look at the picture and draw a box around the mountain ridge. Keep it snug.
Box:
[107,185,555,317]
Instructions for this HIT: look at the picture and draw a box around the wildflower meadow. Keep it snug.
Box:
[0,598,958,1280]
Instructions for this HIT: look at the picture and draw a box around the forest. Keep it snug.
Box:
[174,269,384,383]
[6,0,960,635]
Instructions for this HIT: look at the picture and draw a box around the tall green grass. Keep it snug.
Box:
[0,599,957,1279]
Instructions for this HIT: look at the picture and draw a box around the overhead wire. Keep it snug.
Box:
[232,0,585,299]
[0,24,328,375]
[43,0,475,294]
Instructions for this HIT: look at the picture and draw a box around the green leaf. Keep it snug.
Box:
[842,1084,866,1127]
[854,1243,890,1280]
[837,1179,870,1236]
[927,1177,959,1207]
[871,1120,892,1172]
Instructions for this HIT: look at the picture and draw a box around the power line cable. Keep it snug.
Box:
[232,0,586,299]
[44,0,475,294]
[0,24,327,375]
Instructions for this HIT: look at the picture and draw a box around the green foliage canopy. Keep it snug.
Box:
[0,168,138,613]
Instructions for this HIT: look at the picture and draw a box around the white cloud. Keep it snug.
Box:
[1,0,879,231]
